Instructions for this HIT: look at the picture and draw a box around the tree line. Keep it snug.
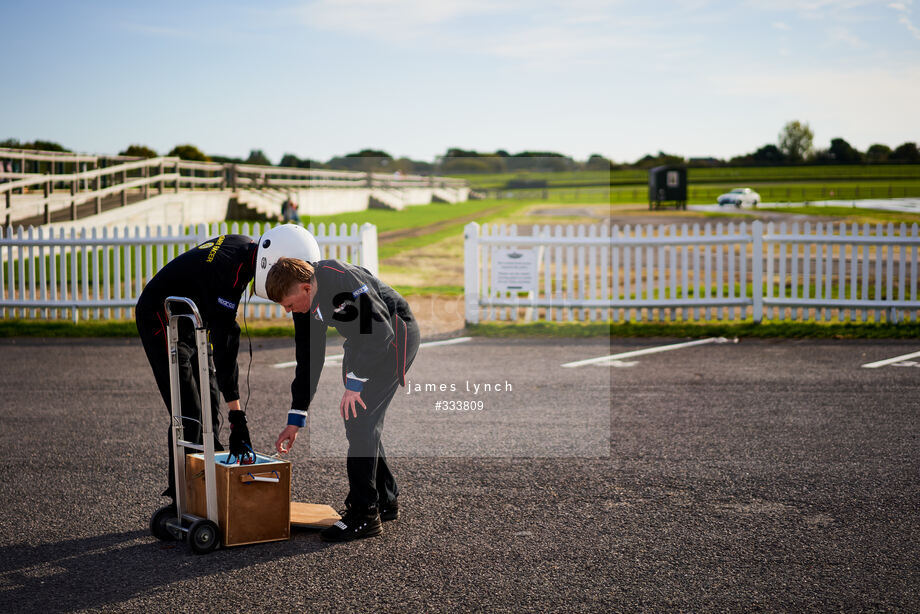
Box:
[2,120,917,176]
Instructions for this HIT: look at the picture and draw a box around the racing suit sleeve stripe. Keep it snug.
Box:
[232,262,244,288]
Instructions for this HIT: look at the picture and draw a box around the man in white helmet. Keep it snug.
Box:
[253,223,322,299]
[261,255,420,543]
[254,223,327,441]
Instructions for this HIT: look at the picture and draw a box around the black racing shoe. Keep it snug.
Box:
[320,508,382,542]
[380,501,400,522]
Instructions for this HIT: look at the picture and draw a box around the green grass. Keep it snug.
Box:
[470,320,920,339]
[759,206,920,224]
[0,319,140,337]
[377,200,533,259]
[616,181,920,204]
[687,165,920,184]
[450,165,920,190]
[478,181,920,206]
[392,285,465,296]
[297,199,512,234]
[0,318,304,338]
[3,317,917,339]
[453,170,617,189]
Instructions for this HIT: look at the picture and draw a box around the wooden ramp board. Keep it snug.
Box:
[290,502,340,529]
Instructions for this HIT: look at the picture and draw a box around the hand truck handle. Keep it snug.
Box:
[241,471,280,484]
[164,296,204,328]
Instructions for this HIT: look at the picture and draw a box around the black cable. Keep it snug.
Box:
[243,289,253,414]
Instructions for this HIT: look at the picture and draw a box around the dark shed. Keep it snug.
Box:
[648,166,687,210]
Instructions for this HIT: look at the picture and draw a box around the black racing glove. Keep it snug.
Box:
[228,410,254,463]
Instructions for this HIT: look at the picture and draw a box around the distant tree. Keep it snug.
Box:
[390,157,415,174]
[634,151,685,169]
[1,138,70,152]
[279,153,302,168]
[778,120,813,163]
[511,151,567,158]
[505,151,574,172]
[809,148,833,164]
[827,138,862,163]
[441,157,497,174]
[280,153,323,169]
[120,144,158,158]
[687,157,724,168]
[751,144,786,164]
[438,148,512,172]
[245,149,272,166]
[209,154,245,164]
[167,144,210,162]
[345,149,393,159]
[326,149,394,172]
[890,142,920,163]
[409,159,434,174]
[865,144,891,163]
[34,140,69,152]
[585,154,612,171]
[444,148,480,158]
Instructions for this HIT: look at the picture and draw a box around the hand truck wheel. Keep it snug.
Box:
[150,504,178,541]
[188,519,221,554]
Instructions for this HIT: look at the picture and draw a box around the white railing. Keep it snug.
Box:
[464,220,920,324]
[229,163,467,190]
[0,221,378,322]
[0,156,226,225]
[1,147,468,226]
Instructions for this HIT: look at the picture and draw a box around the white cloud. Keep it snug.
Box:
[827,25,869,46]
[887,0,920,39]
[898,13,920,37]
[299,0,526,40]
[295,0,719,69]
[772,21,791,29]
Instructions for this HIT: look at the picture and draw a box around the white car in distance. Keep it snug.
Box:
[717,187,760,208]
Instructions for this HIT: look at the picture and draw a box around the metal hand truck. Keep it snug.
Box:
[149,296,221,554]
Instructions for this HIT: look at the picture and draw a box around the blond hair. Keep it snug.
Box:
[265,257,314,303]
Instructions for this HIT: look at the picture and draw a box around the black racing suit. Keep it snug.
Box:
[289,259,420,512]
[135,234,257,500]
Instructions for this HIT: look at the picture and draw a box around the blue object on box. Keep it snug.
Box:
[216,451,277,466]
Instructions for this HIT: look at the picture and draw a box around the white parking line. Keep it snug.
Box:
[272,336,472,369]
[861,349,920,369]
[561,337,730,368]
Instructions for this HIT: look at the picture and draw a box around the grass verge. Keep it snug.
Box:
[0,319,302,338]
[758,206,920,224]
[468,320,920,339]
[2,318,918,339]
[392,285,465,296]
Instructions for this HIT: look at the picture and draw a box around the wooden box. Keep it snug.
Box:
[185,452,291,547]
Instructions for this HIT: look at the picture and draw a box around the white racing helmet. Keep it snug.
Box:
[254,224,321,299]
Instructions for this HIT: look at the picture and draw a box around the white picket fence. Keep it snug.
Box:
[0,221,378,322]
[464,221,920,324]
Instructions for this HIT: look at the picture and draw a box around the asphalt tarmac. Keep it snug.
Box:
[0,334,918,612]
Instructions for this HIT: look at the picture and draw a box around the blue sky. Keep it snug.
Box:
[1,0,918,164]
